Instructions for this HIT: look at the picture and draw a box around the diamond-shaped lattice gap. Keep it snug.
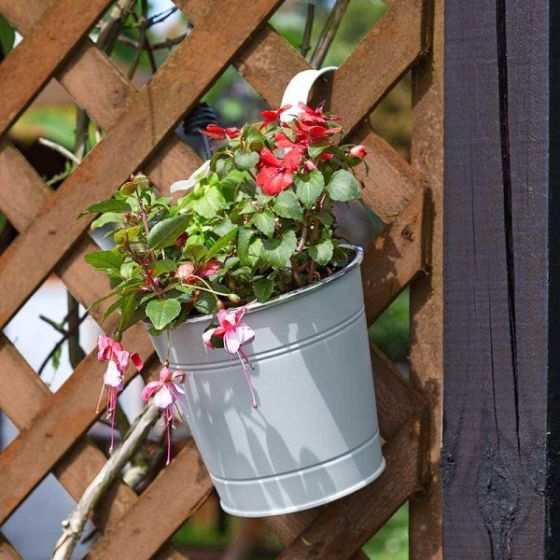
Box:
[268,0,387,66]
[101,0,190,87]
[369,72,412,161]
[2,274,146,436]
[0,462,97,559]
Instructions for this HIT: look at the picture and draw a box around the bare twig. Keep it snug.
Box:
[37,312,89,376]
[96,0,137,55]
[66,293,85,369]
[117,31,190,51]
[52,402,161,560]
[310,0,351,68]
[38,138,81,166]
[300,3,315,57]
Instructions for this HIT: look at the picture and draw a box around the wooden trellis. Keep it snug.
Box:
[0,0,443,558]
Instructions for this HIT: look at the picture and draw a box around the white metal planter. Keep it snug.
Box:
[148,247,385,517]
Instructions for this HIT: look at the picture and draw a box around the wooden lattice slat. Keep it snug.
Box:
[0,0,443,556]
[0,0,112,135]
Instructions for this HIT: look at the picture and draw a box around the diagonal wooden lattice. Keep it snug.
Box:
[0,0,443,558]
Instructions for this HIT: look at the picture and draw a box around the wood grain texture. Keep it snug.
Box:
[276,419,422,560]
[0,0,112,137]
[0,0,201,190]
[178,0,425,223]
[443,0,553,558]
[88,441,212,560]
[0,334,188,559]
[362,188,428,324]
[0,0,283,329]
[0,534,23,560]
[0,323,155,524]
[0,140,113,324]
[408,0,444,558]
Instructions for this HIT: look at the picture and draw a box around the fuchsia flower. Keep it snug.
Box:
[350,144,367,159]
[256,147,303,196]
[260,104,291,127]
[203,306,257,408]
[175,259,221,284]
[96,336,143,453]
[143,366,186,465]
[201,124,240,141]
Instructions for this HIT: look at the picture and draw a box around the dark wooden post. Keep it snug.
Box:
[444,1,559,558]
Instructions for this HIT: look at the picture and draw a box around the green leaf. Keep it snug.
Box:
[234,151,259,171]
[325,170,361,202]
[118,295,139,332]
[205,227,238,261]
[253,277,275,302]
[146,298,181,330]
[261,230,297,268]
[148,259,177,275]
[0,15,15,57]
[253,209,276,238]
[308,238,334,266]
[191,186,225,219]
[120,261,136,279]
[85,250,123,271]
[238,228,253,267]
[113,225,142,245]
[308,144,329,159]
[147,214,190,250]
[316,209,334,227]
[81,199,131,215]
[295,171,324,208]
[91,212,126,230]
[272,190,304,220]
[243,125,266,151]
[194,292,217,315]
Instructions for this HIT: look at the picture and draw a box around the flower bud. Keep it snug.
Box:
[349,144,367,159]
[228,293,241,303]
[216,300,225,310]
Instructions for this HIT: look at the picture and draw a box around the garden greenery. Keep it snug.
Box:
[83,103,368,338]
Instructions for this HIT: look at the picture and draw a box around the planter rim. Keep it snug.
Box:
[153,244,364,326]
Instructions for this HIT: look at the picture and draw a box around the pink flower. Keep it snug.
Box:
[203,306,257,408]
[96,336,143,453]
[201,124,240,141]
[175,259,221,284]
[143,366,186,465]
[260,104,291,127]
[350,144,367,159]
[256,147,303,196]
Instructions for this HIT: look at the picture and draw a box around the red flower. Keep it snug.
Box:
[350,144,367,159]
[256,147,303,195]
[296,119,341,140]
[201,124,240,141]
[297,101,341,125]
[260,104,291,127]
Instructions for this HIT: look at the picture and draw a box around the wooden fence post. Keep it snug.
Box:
[444,1,559,558]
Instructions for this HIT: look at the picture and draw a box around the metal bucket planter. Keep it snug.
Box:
[148,246,385,517]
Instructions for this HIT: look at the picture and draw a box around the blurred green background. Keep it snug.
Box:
[0,1,411,557]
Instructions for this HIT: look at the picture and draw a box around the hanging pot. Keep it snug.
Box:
[148,245,384,517]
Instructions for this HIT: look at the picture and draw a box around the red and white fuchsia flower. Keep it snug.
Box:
[143,366,186,465]
[349,144,367,159]
[175,259,221,284]
[203,306,257,408]
[96,336,143,452]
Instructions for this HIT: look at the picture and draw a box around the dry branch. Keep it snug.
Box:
[51,402,161,560]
